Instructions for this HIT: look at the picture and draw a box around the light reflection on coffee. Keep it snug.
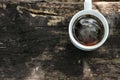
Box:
[73,15,104,46]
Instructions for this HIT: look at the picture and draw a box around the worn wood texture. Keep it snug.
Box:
[0,1,120,80]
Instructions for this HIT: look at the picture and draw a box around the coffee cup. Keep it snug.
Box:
[69,0,109,51]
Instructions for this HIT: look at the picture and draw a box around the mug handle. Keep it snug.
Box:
[84,0,92,10]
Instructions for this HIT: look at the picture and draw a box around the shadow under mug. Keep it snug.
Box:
[69,10,109,51]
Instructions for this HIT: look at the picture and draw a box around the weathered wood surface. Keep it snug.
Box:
[0,1,120,80]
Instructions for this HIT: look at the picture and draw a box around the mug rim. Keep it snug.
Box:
[69,10,109,51]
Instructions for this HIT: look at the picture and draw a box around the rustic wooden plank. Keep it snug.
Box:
[0,1,120,80]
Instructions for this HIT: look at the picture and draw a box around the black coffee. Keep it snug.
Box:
[73,15,104,46]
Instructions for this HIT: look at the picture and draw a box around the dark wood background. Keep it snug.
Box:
[0,1,120,80]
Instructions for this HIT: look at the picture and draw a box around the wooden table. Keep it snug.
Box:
[0,1,120,80]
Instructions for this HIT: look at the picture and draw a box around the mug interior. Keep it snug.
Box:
[73,14,105,46]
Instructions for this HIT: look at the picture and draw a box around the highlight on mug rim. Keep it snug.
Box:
[69,10,109,51]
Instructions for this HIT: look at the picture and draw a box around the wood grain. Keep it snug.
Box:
[0,1,120,80]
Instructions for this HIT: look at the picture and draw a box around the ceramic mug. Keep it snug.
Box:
[69,0,109,51]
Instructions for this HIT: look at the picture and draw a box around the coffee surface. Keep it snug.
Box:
[73,15,104,46]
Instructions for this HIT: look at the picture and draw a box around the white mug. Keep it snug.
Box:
[69,0,109,51]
